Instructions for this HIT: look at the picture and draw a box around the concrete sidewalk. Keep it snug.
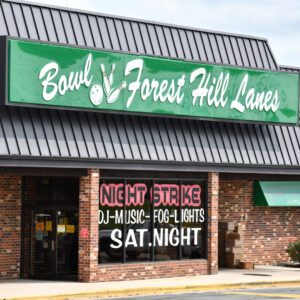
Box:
[1,265,300,299]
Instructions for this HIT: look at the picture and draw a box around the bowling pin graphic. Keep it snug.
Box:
[100,64,111,96]
[109,63,115,87]
[107,81,127,104]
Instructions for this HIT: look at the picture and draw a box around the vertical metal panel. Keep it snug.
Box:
[139,23,153,54]
[105,114,124,159]
[186,119,206,162]
[86,113,107,158]
[68,112,89,158]
[193,32,207,62]
[96,113,116,159]
[250,39,263,68]
[122,115,142,160]
[196,121,213,163]
[1,107,19,155]
[60,11,76,45]
[8,108,30,156]
[186,30,200,61]
[274,126,291,165]
[78,112,98,158]
[41,8,57,42]
[217,123,236,163]
[204,122,221,163]
[224,123,243,164]
[264,43,277,70]
[79,13,94,47]
[122,20,137,53]
[1,1,18,36]
[171,118,191,162]
[260,125,277,165]
[201,33,214,62]
[88,15,103,48]
[210,122,228,163]
[139,116,158,160]
[131,21,145,53]
[267,125,284,165]
[58,110,79,158]
[246,124,264,164]
[18,108,40,156]
[253,125,271,165]
[208,34,221,63]
[232,124,250,164]
[281,126,297,165]
[114,19,129,51]
[237,37,249,67]
[147,24,161,56]
[171,28,184,58]
[70,12,85,45]
[178,29,192,60]
[29,109,50,157]
[31,6,48,41]
[148,118,166,161]
[155,25,169,57]
[216,35,229,64]
[22,4,38,39]
[287,127,300,165]
[0,114,9,155]
[39,110,60,157]
[222,35,235,65]
[0,4,8,35]
[163,118,182,161]
[239,124,257,164]
[229,36,243,66]
[181,119,199,162]
[113,114,133,160]
[106,18,120,50]
[49,110,69,157]
[130,115,150,160]
[257,40,270,69]
[11,3,28,38]
[156,118,174,161]
[51,9,67,44]
[162,27,177,57]
[97,17,112,49]
[243,39,256,67]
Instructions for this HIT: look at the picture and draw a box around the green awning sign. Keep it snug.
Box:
[254,181,300,206]
[5,38,299,124]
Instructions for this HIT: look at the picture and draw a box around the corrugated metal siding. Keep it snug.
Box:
[0,106,300,170]
[0,0,277,69]
[0,0,299,173]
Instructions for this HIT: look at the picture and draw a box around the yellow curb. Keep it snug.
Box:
[4,280,300,300]
[222,291,300,298]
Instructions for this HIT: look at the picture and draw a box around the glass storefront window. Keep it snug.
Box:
[98,178,206,264]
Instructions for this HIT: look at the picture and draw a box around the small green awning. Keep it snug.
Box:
[254,181,300,206]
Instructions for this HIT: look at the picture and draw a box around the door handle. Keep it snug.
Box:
[51,240,55,251]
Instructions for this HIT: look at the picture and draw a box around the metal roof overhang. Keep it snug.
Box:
[1,106,300,174]
[2,157,300,175]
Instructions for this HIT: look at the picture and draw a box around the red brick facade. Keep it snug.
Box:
[78,170,219,282]
[0,175,21,280]
[3,171,297,282]
[219,179,300,264]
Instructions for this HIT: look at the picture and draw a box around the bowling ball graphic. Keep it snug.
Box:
[90,83,104,106]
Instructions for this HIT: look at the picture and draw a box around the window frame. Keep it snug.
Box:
[98,176,208,264]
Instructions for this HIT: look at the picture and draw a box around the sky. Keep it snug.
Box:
[32,0,300,67]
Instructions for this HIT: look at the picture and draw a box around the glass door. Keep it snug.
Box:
[30,210,56,279]
[56,210,78,280]
[30,209,78,280]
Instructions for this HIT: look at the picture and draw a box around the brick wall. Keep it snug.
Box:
[0,175,21,280]
[219,179,300,264]
[78,170,218,282]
